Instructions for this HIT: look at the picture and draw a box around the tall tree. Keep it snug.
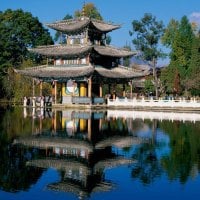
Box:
[161,16,195,95]
[0,9,53,99]
[161,19,179,48]
[0,9,53,69]
[170,16,194,77]
[130,13,165,98]
[185,33,200,95]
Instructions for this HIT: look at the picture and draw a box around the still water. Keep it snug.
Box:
[0,106,200,200]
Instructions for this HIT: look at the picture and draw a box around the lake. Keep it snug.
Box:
[0,106,200,200]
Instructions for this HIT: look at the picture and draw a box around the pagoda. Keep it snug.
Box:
[17,13,147,105]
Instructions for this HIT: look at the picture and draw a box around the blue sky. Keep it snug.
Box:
[1,0,200,65]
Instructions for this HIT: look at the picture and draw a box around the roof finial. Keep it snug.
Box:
[82,1,86,17]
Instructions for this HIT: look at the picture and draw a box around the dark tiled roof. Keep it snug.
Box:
[45,17,120,34]
[95,66,149,79]
[29,44,92,57]
[15,65,94,81]
[91,20,120,32]
[16,64,148,81]
[29,44,136,58]
[13,136,93,152]
[94,45,136,57]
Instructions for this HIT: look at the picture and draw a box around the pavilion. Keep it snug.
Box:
[16,15,149,106]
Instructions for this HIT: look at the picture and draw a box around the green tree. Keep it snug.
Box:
[130,13,165,98]
[161,16,195,96]
[160,66,176,95]
[0,9,53,99]
[161,19,179,48]
[171,16,194,77]
[74,3,103,20]
[185,33,200,95]
[144,76,155,95]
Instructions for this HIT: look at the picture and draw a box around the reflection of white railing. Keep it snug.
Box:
[107,98,200,109]
[107,110,200,122]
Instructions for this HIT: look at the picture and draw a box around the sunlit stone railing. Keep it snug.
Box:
[107,110,200,122]
[107,97,200,109]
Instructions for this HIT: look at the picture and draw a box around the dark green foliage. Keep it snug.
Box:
[170,16,194,77]
[130,13,165,98]
[0,9,53,68]
[130,13,165,61]
[144,76,155,94]
[0,9,53,99]
[161,16,198,95]
[185,35,200,95]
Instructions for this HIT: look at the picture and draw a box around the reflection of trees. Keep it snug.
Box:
[159,121,200,184]
[0,142,44,192]
[131,119,164,185]
[1,106,52,139]
[131,143,163,185]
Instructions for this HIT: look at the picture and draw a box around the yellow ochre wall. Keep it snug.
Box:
[80,83,87,97]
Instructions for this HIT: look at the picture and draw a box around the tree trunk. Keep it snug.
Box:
[153,57,158,99]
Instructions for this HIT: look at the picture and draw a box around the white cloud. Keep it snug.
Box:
[189,12,200,25]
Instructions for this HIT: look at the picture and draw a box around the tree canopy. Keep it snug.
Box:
[0,9,53,69]
[0,9,53,99]
[130,13,165,98]
[161,16,199,96]
[130,13,165,61]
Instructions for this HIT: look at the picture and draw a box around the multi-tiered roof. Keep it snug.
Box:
[18,16,149,83]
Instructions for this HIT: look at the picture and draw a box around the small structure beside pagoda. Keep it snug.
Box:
[17,16,148,106]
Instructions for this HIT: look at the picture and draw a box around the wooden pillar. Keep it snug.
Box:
[99,83,103,97]
[130,81,133,98]
[113,84,116,99]
[54,81,57,104]
[52,111,57,135]
[99,118,102,130]
[88,77,92,98]
[32,78,35,97]
[123,84,126,97]
[39,81,43,96]
[87,118,91,140]
[73,81,75,96]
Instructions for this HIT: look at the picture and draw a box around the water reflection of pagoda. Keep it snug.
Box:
[13,109,147,199]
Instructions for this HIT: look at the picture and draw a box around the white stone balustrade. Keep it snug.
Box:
[107,110,200,122]
[107,97,200,109]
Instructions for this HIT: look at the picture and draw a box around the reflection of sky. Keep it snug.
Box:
[0,169,77,200]
[112,128,170,159]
